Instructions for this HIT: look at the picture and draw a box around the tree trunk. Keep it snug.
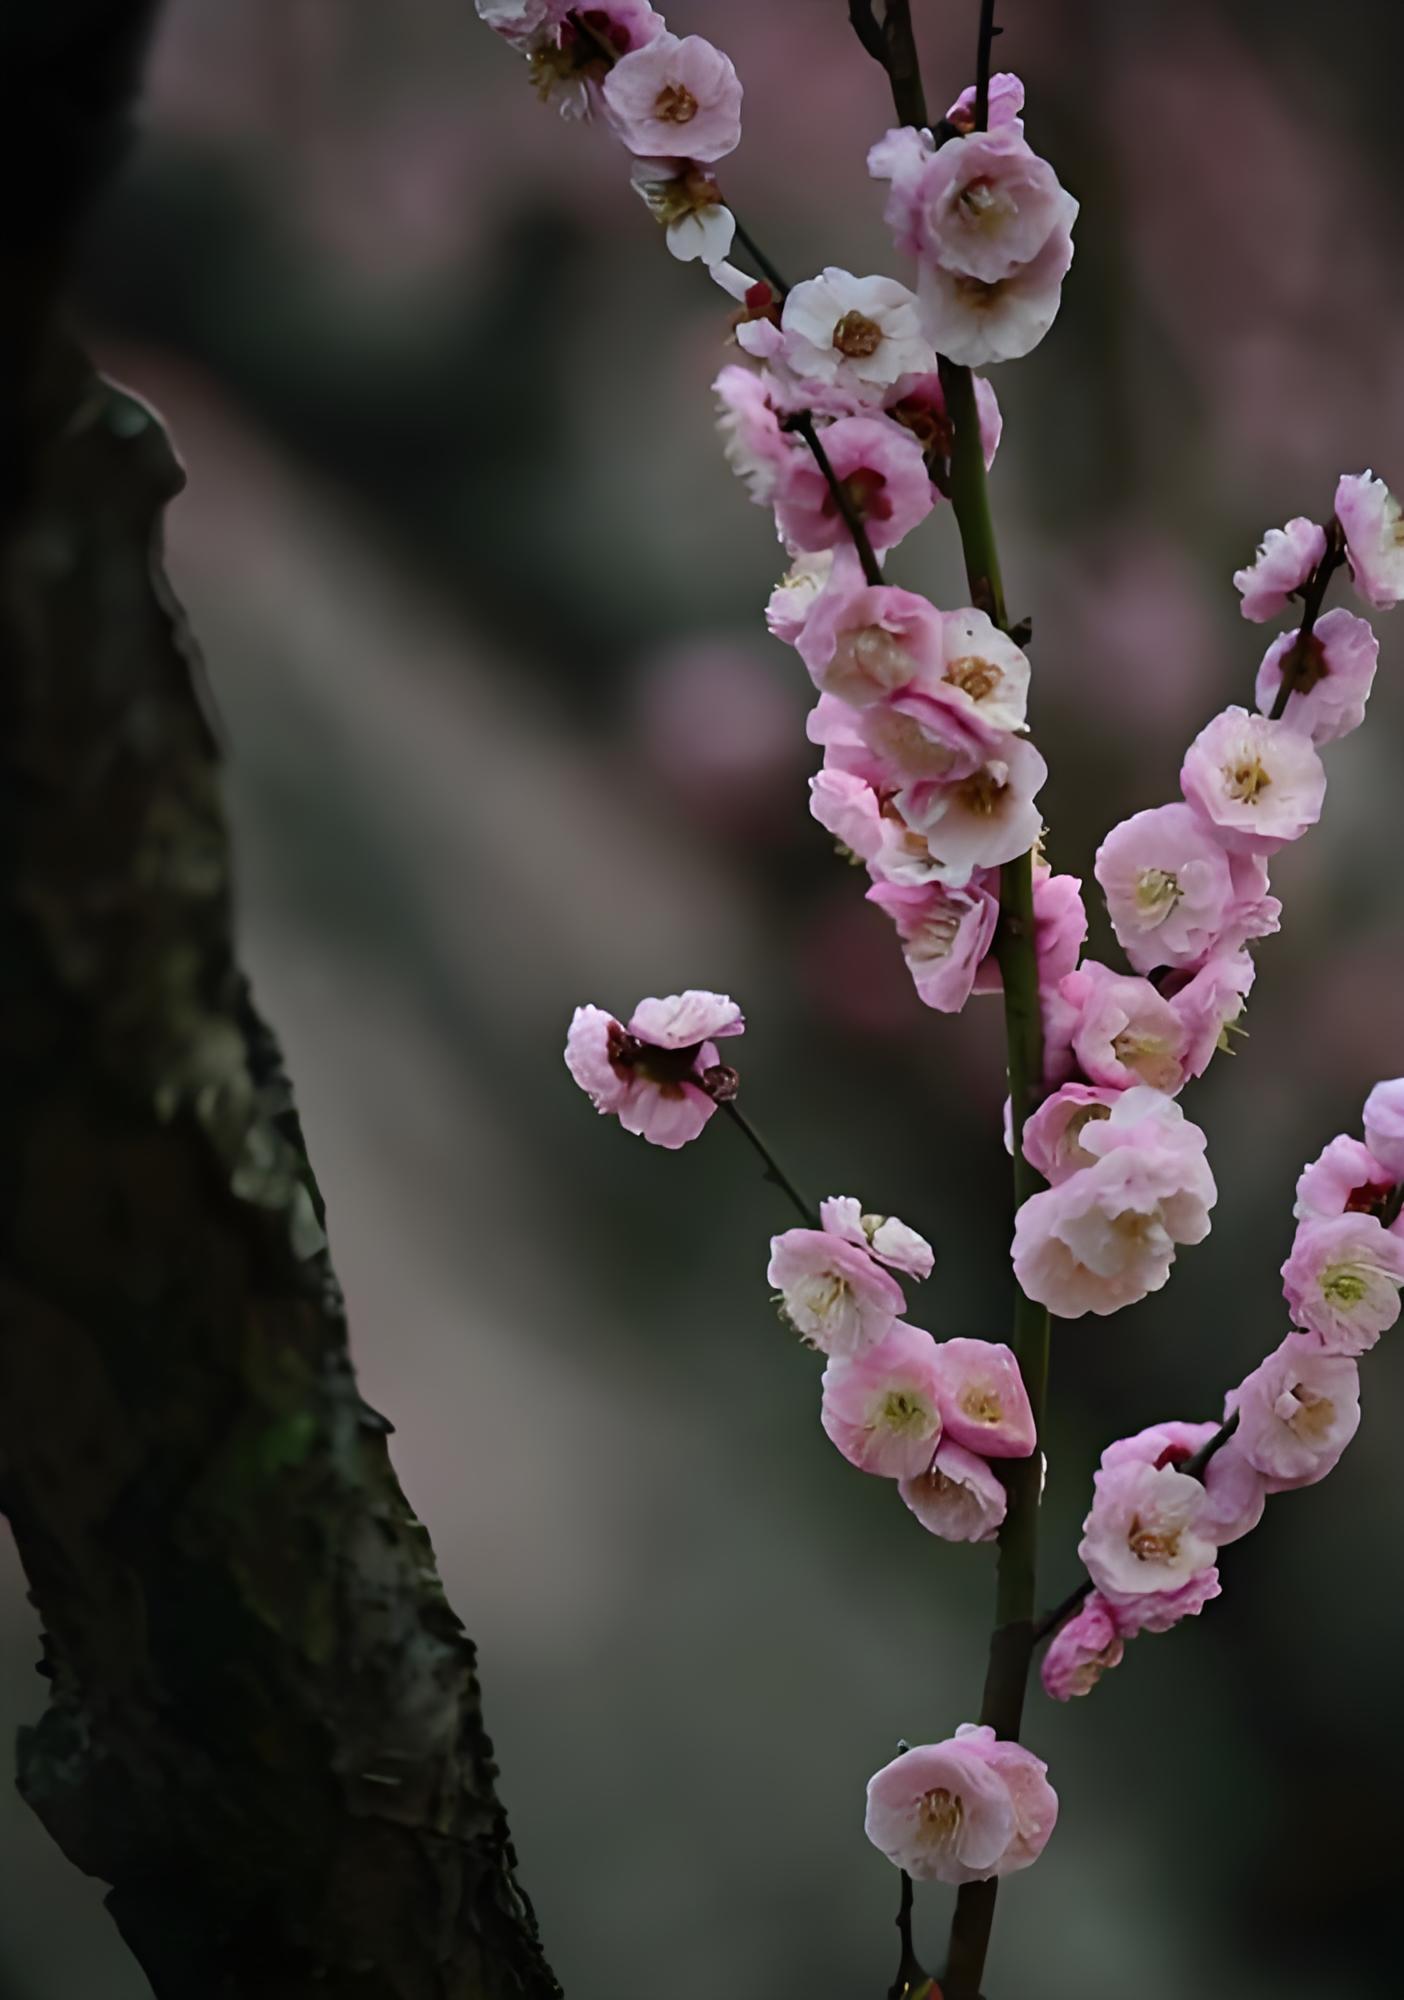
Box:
[0,9,560,1997]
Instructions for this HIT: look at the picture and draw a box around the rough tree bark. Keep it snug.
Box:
[0,9,560,1997]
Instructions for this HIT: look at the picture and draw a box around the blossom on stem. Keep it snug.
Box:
[631,159,735,265]
[820,1321,945,1478]
[869,124,1076,283]
[564,992,743,1148]
[1101,1420,1266,1547]
[1041,1593,1124,1701]
[1180,707,1326,855]
[899,1439,1007,1543]
[866,877,1001,1012]
[864,1738,1016,1886]
[1281,1212,1404,1354]
[817,1196,934,1278]
[1078,1460,1219,1606]
[714,365,796,506]
[1166,948,1256,1080]
[1059,962,1190,1093]
[602,31,743,163]
[796,583,943,704]
[1335,471,1404,610]
[1020,1083,1122,1184]
[1295,1134,1397,1227]
[1228,1334,1360,1490]
[778,269,935,398]
[767,1229,905,1357]
[896,737,1048,886]
[1013,1110,1216,1319]
[945,71,1026,134]
[773,416,934,554]
[1253,608,1379,745]
[809,767,885,862]
[1363,1079,1404,1180]
[931,1337,1036,1458]
[916,225,1076,369]
[1094,804,1236,975]
[883,369,1002,472]
[1233,516,1327,622]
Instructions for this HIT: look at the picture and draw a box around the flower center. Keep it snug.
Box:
[832,310,884,359]
[918,1787,964,1851]
[1134,867,1181,921]
[1062,1104,1111,1165]
[956,768,1007,816]
[881,1389,931,1434]
[1225,757,1272,804]
[826,468,891,524]
[1110,1031,1179,1090]
[1320,1264,1368,1306]
[945,655,1001,703]
[959,1387,1002,1425]
[953,273,1005,310]
[837,624,914,693]
[1128,1515,1180,1563]
[654,81,699,124]
[1111,1206,1160,1248]
[1287,1387,1335,1440]
[908,904,964,963]
[956,178,1010,230]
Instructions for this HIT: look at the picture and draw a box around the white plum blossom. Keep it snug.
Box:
[780,268,936,397]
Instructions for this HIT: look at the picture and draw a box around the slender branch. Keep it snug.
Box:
[1268,516,1348,721]
[722,1103,820,1228]
[887,1869,930,1999]
[974,0,1000,132]
[788,411,887,586]
[731,217,790,299]
[847,4,930,128]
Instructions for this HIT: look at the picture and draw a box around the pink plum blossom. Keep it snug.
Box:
[1364,1079,1404,1180]
[809,767,884,862]
[602,32,743,163]
[929,609,1031,733]
[476,0,566,42]
[1254,608,1379,745]
[820,1320,945,1477]
[564,993,742,1148]
[861,688,1001,788]
[630,159,735,265]
[807,692,892,788]
[714,365,795,506]
[896,737,1047,886]
[931,1337,1036,1458]
[1094,804,1237,974]
[870,124,1076,284]
[773,417,935,554]
[1060,961,1190,1093]
[1228,1334,1360,1490]
[953,1726,1058,1875]
[1295,1134,1397,1227]
[1111,1566,1221,1636]
[797,583,943,703]
[1012,1128,1216,1319]
[899,1439,1007,1543]
[1077,1460,1219,1607]
[973,867,1087,999]
[1335,471,1404,610]
[818,1196,934,1278]
[575,3,665,56]
[1101,1421,1266,1547]
[1281,1212,1404,1354]
[767,1229,905,1356]
[916,225,1076,369]
[866,877,1001,1013]
[779,269,935,397]
[882,369,1002,471]
[1166,949,1256,1080]
[1181,707,1327,855]
[1233,516,1327,622]
[1020,1083,1121,1184]
[767,552,836,644]
[864,1736,1016,1885]
[945,72,1026,134]
[1041,1594,1124,1700]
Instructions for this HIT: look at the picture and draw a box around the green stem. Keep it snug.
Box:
[937,358,1052,2000]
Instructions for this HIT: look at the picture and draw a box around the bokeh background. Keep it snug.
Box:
[4,0,1403,1993]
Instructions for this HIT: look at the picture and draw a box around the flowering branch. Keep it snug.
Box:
[487,4,1404,1995]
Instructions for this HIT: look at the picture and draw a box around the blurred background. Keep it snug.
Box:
[4,0,1403,1992]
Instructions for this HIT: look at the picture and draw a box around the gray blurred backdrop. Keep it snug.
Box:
[4,1,1404,1994]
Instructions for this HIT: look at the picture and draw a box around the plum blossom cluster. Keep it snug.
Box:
[565,989,743,1147]
[769,1201,1035,1545]
[1043,1079,1404,1701]
[1010,475,1400,1323]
